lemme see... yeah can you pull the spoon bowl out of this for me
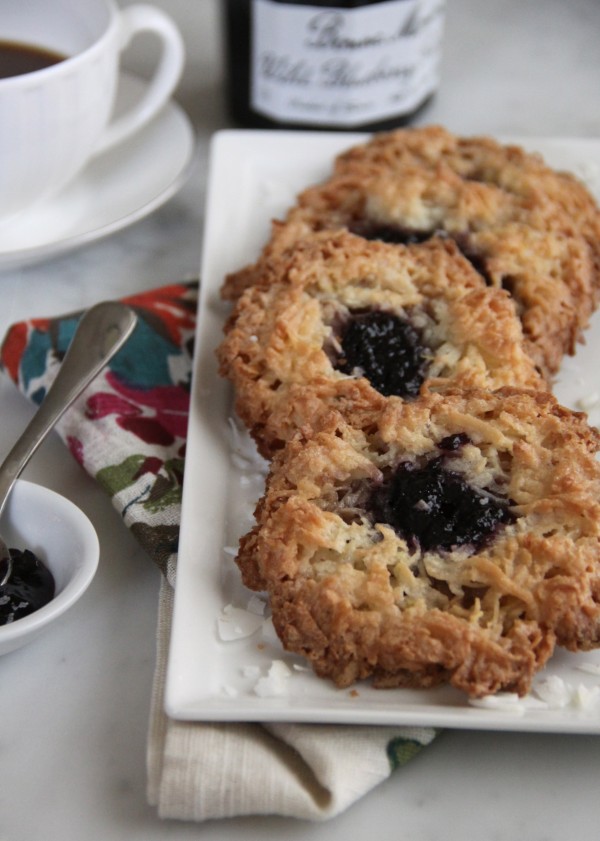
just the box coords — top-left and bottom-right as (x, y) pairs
(0, 479), (99, 655)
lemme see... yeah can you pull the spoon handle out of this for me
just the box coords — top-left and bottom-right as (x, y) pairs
(0, 301), (137, 518)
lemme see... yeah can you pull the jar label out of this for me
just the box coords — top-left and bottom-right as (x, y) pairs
(251, 0), (445, 126)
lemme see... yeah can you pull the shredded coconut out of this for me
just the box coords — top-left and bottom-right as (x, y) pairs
(533, 675), (572, 708)
(253, 660), (292, 697)
(576, 392), (600, 411)
(572, 683), (600, 709)
(246, 594), (267, 616)
(533, 675), (600, 710)
(469, 693), (527, 714)
(217, 605), (264, 641)
(468, 674), (600, 713)
(227, 416), (269, 474)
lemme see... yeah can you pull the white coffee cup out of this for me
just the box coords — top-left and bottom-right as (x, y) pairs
(0, 0), (185, 221)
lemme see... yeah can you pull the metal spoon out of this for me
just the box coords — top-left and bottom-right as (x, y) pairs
(0, 301), (137, 588)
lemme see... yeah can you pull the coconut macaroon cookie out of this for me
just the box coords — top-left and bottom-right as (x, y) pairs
(223, 126), (600, 379)
(217, 231), (543, 458)
(235, 389), (600, 698)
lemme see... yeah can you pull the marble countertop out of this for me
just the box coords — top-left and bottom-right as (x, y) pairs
(1, 1), (600, 838)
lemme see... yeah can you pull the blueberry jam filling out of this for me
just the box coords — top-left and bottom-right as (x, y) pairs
(347, 220), (494, 286)
(439, 432), (471, 452)
(0, 549), (55, 625)
(334, 309), (428, 398)
(347, 221), (442, 246)
(453, 234), (494, 285)
(369, 453), (514, 553)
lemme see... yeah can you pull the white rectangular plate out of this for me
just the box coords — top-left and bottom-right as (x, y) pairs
(166, 130), (600, 732)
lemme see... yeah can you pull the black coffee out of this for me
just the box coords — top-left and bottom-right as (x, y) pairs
(0, 39), (66, 79)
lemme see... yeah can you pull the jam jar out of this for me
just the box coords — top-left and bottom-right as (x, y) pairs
(223, 0), (446, 131)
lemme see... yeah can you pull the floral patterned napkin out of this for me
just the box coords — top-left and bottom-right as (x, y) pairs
(0, 281), (437, 822)
(0, 282), (196, 585)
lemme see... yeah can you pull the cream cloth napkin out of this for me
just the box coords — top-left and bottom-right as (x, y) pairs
(147, 579), (436, 821)
(0, 282), (438, 822)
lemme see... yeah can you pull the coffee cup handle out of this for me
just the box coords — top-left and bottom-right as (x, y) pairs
(94, 4), (185, 155)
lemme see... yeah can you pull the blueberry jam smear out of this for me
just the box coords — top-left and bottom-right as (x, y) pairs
(439, 432), (471, 452)
(0, 549), (55, 625)
(348, 220), (441, 246)
(335, 309), (428, 398)
(369, 455), (514, 553)
(347, 220), (494, 286)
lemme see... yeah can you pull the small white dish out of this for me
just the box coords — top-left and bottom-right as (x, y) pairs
(0, 72), (196, 270)
(0, 479), (99, 655)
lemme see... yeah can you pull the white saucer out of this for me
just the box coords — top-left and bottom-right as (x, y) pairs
(0, 72), (196, 270)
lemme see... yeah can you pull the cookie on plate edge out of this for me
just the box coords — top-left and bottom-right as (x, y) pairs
(223, 126), (600, 380)
(235, 389), (600, 699)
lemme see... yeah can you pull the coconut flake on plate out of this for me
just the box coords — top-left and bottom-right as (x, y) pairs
(572, 683), (600, 710)
(246, 594), (267, 616)
(253, 660), (293, 697)
(227, 416), (269, 474)
(532, 676), (572, 708)
(217, 604), (264, 641)
(469, 693), (528, 714)
(576, 392), (600, 411)
(533, 675), (600, 710)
